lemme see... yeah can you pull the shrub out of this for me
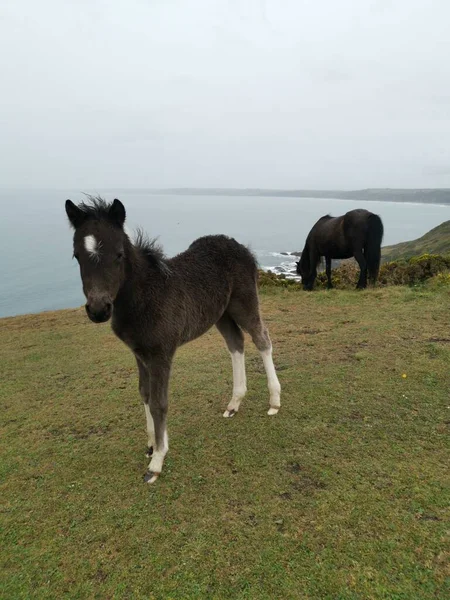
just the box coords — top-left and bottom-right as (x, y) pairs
(258, 270), (300, 289)
(379, 254), (450, 286)
(315, 261), (360, 289)
(428, 272), (450, 288)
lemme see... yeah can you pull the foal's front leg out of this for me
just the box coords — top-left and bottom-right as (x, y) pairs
(136, 358), (154, 458)
(143, 353), (173, 484)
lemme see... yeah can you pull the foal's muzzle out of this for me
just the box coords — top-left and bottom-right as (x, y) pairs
(85, 300), (112, 323)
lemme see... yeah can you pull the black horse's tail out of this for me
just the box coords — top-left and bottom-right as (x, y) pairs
(365, 214), (384, 282)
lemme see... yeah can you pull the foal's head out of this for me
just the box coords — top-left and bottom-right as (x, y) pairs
(65, 197), (129, 323)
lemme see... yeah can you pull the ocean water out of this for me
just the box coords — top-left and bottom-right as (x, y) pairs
(0, 189), (448, 318)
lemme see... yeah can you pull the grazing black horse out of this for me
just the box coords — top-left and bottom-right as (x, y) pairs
(65, 197), (281, 484)
(296, 209), (384, 290)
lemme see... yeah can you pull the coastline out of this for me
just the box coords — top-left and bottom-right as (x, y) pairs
(137, 188), (450, 206)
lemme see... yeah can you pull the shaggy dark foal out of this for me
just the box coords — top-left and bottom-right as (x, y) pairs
(65, 197), (281, 483)
(296, 209), (384, 290)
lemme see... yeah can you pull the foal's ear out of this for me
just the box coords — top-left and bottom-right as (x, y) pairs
(65, 199), (86, 228)
(109, 198), (126, 227)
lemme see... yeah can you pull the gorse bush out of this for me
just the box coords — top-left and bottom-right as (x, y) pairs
(378, 254), (450, 287)
(259, 254), (450, 290)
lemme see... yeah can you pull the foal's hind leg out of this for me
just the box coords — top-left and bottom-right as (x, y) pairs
(216, 313), (247, 418)
(228, 296), (281, 415)
(253, 323), (281, 415)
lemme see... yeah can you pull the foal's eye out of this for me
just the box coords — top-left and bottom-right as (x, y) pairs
(117, 251), (124, 260)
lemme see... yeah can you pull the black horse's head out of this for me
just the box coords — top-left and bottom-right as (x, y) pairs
(65, 197), (129, 323)
(296, 248), (314, 291)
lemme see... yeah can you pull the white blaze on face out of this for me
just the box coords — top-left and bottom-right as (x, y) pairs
(84, 235), (99, 258)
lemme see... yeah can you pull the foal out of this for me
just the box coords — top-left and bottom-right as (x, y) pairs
(65, 197), (281, 483)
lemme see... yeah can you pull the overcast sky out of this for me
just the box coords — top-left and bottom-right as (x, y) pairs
(1, 0), (449, 189)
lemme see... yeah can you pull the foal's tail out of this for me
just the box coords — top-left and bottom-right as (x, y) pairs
(365, 214), (384, 283)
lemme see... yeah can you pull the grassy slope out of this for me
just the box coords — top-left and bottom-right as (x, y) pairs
(1, 287), (449, 599)
(382, 220), (450, 261)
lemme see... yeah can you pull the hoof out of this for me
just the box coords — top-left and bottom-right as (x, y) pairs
(223, 409), (237, 418)
(268, 407), (279, 416)
(145, 446), (153, 458)
(143, 471), (159, 484)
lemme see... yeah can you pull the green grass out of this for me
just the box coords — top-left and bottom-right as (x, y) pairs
(1, 287), (449, 599)
(382, 220), (450, 261)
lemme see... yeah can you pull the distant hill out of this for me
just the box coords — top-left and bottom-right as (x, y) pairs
(382, 220), (450, 261)
(141, 188), (450, 205)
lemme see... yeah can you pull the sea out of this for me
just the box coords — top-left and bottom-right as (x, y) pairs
(0, 189), (448, 318)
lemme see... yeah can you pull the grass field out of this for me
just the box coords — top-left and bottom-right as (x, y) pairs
(1, 286), (449, 599)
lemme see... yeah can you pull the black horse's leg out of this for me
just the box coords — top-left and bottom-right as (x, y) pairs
(354, 250), (368, 289)
(325, 256), (333, 289)
(305, 250), (319, 291)
(143, 351), (173, 484)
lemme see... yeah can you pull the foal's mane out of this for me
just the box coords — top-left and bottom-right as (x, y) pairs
(133, 228), (171, 277)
